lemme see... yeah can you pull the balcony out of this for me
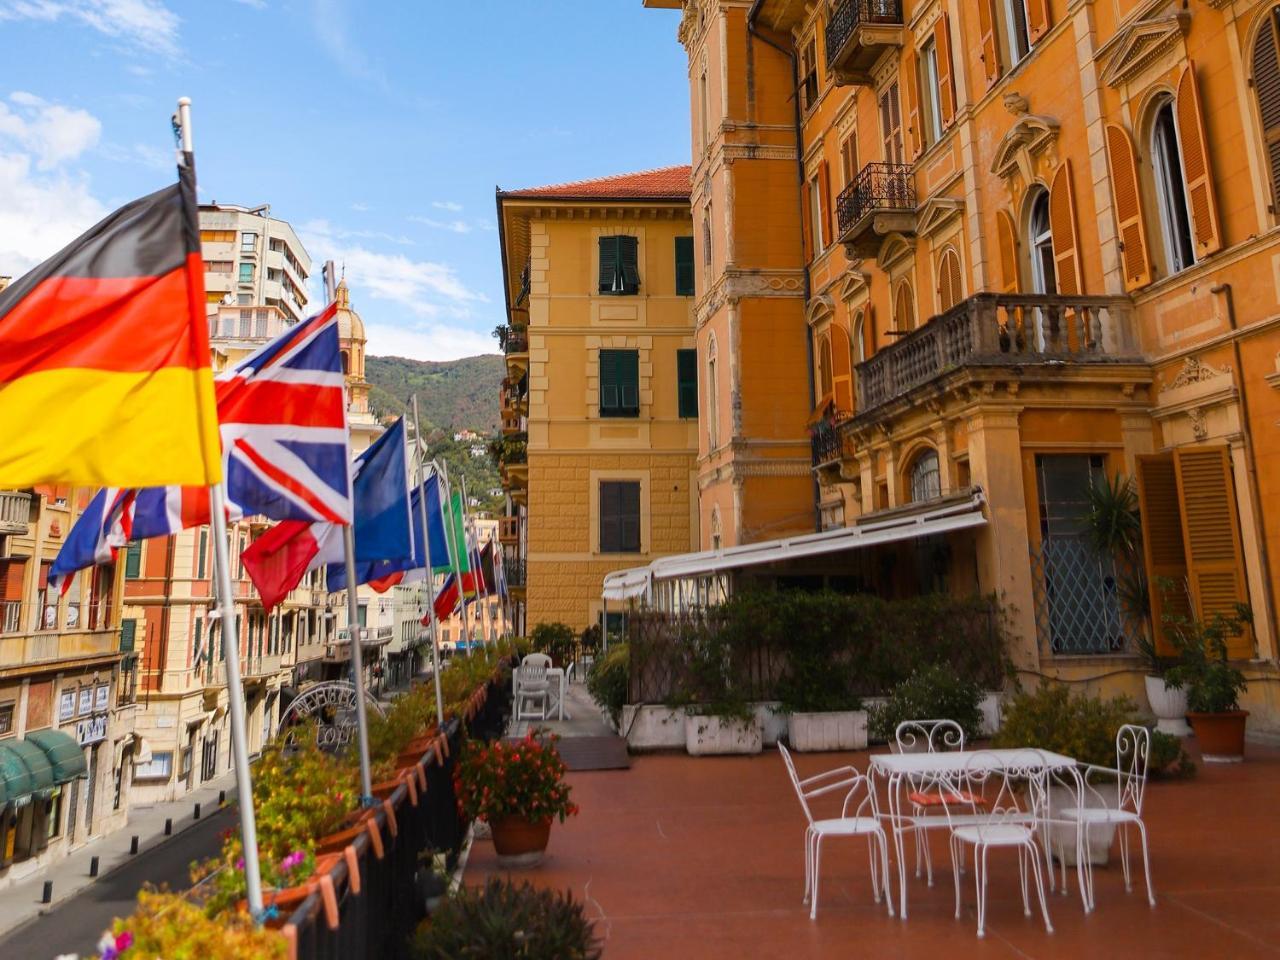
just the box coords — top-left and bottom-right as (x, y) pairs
(243, 652), (283, 681)
(0, 490), (32, 534)
(505, 558), (526, 592)
(322, 626), (394, 664)
(499, 433), (528, 492)
(836, 163), (916, 258)
(852, 293), (1139, 417)
(0, 627), (121, 672)
(503, 325), (530, 378)
(499, 516), (521, 545)
(810, 415), (845, 469)
(500, 376), (528, 418)
(825, 0), (904, 86)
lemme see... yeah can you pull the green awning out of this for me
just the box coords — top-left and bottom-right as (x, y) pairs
(25, 729), (86, 784)
(0, 739), (54, 805)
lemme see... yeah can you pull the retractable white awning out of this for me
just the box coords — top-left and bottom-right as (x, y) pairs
(601, 491), (987, 599)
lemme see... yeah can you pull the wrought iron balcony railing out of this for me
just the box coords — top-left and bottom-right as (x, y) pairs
(810, 416), (843, 467)
(825, 0), (904, 85)
(505, 328), (529, 355)
(852, 293), (1138, 415)
(836, 163), (915, 239)
(505, 557), (526, 589)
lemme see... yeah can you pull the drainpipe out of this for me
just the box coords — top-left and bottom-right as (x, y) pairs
(1211, 282), (1276, 655)
(746, 1), (821, 530)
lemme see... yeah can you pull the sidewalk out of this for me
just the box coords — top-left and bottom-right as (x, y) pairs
(0, 770), (238, 938)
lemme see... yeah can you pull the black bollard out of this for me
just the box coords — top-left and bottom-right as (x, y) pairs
(164, 818), (172, 836)
(218, 789), (226, 806)
(193, 802), (201, 820)
(89, 856), (99, 877)
(129, 835), (139, 855)
(41, 881), (53, 903)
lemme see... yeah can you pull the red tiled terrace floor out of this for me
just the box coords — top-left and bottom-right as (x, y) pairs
(468, 743), (1280, 959)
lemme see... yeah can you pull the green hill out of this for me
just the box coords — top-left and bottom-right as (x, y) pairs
(366, 354), (504, 433)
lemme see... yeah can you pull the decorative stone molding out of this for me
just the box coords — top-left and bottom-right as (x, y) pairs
(991, 96), (1061, 184)
(1097, 6), (1191, 89)
(838, 268), (872, 305)
(1265, 352), (1280, 391)
(1163, 356), (1231, 392)
(1188, 406), (1208, 442)
(876, 233), (915, 272)
(916, 196), (965, 239)
(805, 294), (836, 328)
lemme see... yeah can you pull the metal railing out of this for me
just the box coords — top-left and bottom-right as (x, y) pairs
(853, 293), (1138, 413)
(498, 517), (520, 544)
(504, 327), (529, 355)
(825, 0), (904, 65)
(1029, 538), (1135, 656)
(0, 490), (31, 533)
(505, 557), (526, 589)
(810, 416), (844, 467)
(836, 162), (915, 238)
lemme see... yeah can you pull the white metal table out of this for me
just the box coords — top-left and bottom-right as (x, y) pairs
(869, 748), (1087, 919)
(511, 666), (568, 721)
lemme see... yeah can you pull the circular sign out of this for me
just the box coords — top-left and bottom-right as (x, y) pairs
(277, 681), (384, 752)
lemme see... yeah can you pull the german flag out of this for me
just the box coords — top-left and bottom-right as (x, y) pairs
(0, 160), (221, 488)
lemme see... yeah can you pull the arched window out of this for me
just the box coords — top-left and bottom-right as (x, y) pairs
(908, 448), (942, 502)
(1027, 188), (1056, 294)
(706, 333), (719, 450)
(893, 281), (915, 331)
(1254, 9), (1280, 209)
(340, 350), (350, 375)
(937, 247), (963, 311)
(710, 505), (722, 551)
(818, 333), (833, 398)
(852, 310), (866, 364)
(1150, 97), (1196, 275)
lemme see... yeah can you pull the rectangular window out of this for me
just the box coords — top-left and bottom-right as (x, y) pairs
(200, 229), (235, 244)
(677, 349), (698, 418)
(922, 40), (944, 146)
(800, 38), (819, 111)
(674, 236), (695, 296)
(808, 174), (825, 257)
(179, 747), (192, 780)
(1036, 454), (1104, 539)
(238, 537), (246, 578)
(134, 751), (173, 781)
(238, 262), (254, 284)
(1005, 0), (1031, 65)
(124, 542), (142, 579)
(0, 703), (12, 736)
(193, 618), (203, 667)
(206, 261), (233, 274)
(119, 618), (136, 652)
(879, 81), (904, 164)
(600, 481), (642, 554)
(599, 349), (640, 418)
(240, 232), (256, 254)
(598, 236), (640, 295)
(841, 132), (858, 187)
(197, 528), (208, 579)
(702, 203), (713, 267)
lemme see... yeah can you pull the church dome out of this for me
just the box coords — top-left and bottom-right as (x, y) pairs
(334, 280), (366, 344)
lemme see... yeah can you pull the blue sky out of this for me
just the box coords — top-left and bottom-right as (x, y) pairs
(0, 0), (691, 359)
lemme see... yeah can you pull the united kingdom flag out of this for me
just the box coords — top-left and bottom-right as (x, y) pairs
(51, 301), (351, 589)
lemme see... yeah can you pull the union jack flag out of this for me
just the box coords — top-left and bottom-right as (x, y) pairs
(51, 302), (351, 590)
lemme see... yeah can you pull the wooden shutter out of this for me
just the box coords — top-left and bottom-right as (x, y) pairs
(841, 133), (858, 185)
(600, 482), (619, 553)
(819, 160), (834, 248)
(904, 49), (923, 160)
(1049, 161), (1084, 295)
(620, 482), (641, 552)
(977, 0), (1002, 88)
(674, 237), (695, 296)
(801, 180), (814, 262)
(1104, 123), (1152, 290)
(124, 541), (142, 579)
(120, 618), (137, 653)
(1174, 446), (1253, 658)
(938, 248), (963, 310)
(894, 282), (914, 329)
(1175, 62), (1223, 257)
(1136, 454), (1190, 655)
(829, 322), (854, 414)
(618, 235), (640, 292)
(617, 350), (639, 414)
(677, 348), (698, 418)
(1251, 15), (1280, 210)
(935, 15), (956, 128)
(1027, 0), (1051, 43)
(600, 350), (619, 414)
(598, 237), (618, 293)
(996, 209), (1020, 293)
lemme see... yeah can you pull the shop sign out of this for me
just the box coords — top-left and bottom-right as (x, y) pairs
(76, 714), (107, 746)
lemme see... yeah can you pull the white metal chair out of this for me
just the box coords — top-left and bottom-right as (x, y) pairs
(516, 653), (552, 721)
(936, 750), (1054, 938)
(1059, 724), (1155, 909)
(777, 742), (894, 921)
(894, 719), (979, 885)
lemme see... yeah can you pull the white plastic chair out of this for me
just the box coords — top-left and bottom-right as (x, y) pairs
(936, 750), (1054, 938)
(894, 719), (977, 885)
(1059, 724), (1155, 909)
(516, 653), (552, 721)
(777, 742), (894, 921)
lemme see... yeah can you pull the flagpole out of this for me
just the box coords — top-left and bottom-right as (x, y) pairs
(440, 459), (473, 655)
(325, 270), (374, 806)
(176, 97), (265, 918)
(462, 476), (494, 645)
(412, 397), (445, 726)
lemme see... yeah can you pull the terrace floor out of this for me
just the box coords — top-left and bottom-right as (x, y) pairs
(466, 737), (1280, 959)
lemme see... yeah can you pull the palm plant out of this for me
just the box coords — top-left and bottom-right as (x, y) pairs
(1083, 473), (1157, 667)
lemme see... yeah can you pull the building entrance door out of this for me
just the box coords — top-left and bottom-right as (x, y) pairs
(200, 736), (218, 783)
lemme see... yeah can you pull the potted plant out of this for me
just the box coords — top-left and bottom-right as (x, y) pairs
(585, 642), (629, 731)
(530, 621), (575, 668)
(455, 731), (579, 866)
(411, 877), (601, 959)
(867, 664), (984, 747)
(1164, 603), (1251, 762)
(93, 888), (288, 959)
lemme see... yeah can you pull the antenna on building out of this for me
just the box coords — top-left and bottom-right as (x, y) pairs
(322, 260), (336, 302)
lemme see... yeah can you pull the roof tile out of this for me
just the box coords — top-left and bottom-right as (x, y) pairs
(502, 165), (691, 200)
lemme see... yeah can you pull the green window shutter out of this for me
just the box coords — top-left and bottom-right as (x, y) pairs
(119, 619), (136, 653)
(618, 350), (639, 415)
(620, 482), (641, 552)
(677, 349), (698, 418)
(197, 529), (208, 579)
(600, 482), (619, 552)
(600, 481), (642, 553)
(600, 350), (620, 414)
(675, 237), (695, 296)
(598, 236), (619, 293)
(619, 236), (640, 293)
(124, 542), (142, 579)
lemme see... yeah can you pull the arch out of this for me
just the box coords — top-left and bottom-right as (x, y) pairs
(905, 445), (942, 503)
(705, 331), (720, 450)
(893, 279), (916, 331)
(1249, 7), (1280, 211)
(851, 310), (867, 364)
(1023, 183), (1056, 294)
(1146, 92), (1196, 276)
(817, 332), (834, 399)
(805, 294), (835, 328)
(936, 246), (964, 312)
(829, 322), (854, 413)
(340, 350), (350, 375)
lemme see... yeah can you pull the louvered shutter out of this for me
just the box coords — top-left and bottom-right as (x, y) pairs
(905, 49), (923, 160)
(617, 350), (639, 414)
(618, 235), (640, 293)
(1251, 14), (1280, 210)
(801, 180), (814, 262)
(677, 348), (698, 418)
(894, 283), (914, 330)
(830, 322), (854, 414)
(819, 160), (834, 248)
(977, 0), (1002, 88)
(1175, 62), (1223, 257)
(935, 15), (956, 128)
(599, 350), (619, 414)
(674, 237), (695, 296)
(598, 237), (619, 293)
(1136, 454), (1190, 655)
(996, 209), (1020, 293)
(600, 482), (620, 553)
(1027, 0), (1051, 43)
(1049, 161), (1084, 295)
(125, 541), (142, 579)
(120, 618), (137, 653)
(938, 248), (963, 310)
(620, 482), (641, 553)
(1174, 446), (1253, 658)
(1104, 123), (1152, 290)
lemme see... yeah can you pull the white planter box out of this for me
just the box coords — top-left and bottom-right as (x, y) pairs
(1145, 675), (1191, 737)
(685, 714), (762, 756)
(1039, 784), (1117, 867)
(752, 701), (788, 747)
(787, 711), (868, 752)
(621, 705), (688, 751)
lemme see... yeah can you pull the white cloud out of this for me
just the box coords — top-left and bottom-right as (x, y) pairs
(99, 139), (171, 171)
(231, 0), (265, 7)
(311, 0), (386, 89)
(0, 0), (182, 58)
(298, 217), (412, 247)
(431, 200), (462, 212)
(407, 215), (472, 234)
(0, 92), (101, 169)
(364, 322), (497, 363)
(349, 201), (368, 212)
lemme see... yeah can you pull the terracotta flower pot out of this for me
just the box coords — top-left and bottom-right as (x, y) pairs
(489, 815), (552, 867)
(1188, 710), (1249, 762)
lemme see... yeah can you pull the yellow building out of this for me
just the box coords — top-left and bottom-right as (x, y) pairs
(646, 0), (1280, 732)
(496, 168), (700, 633)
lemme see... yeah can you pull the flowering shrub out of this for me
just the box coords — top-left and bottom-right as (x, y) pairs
(93, 888), (286, 959)
(455, 732), (578, 824)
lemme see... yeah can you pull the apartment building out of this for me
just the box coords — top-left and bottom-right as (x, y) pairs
(646, 0), (1280, 729)
(199, 203), (311, 324)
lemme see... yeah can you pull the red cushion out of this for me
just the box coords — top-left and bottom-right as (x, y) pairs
(909, 789), (986, 807)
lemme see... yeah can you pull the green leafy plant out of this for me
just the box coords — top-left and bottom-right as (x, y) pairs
(867, 664), (984, 743)
(1083, 473), (1156, 660)
(1162, 600), (1251, 713)
(579, 623), (602, 652)
(412, 877), (601, 960)
(454, 731), (579, 824)
(587, 642), (629, 728)
(993, 682), (1138, 767)
(97, 888), (287, 959)
(530, 621), (575, 665)
(364, 684), (440, 782)
(1148, 729), (1197, 780)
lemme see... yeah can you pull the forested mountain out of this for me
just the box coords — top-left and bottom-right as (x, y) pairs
(366, 354), (504, 434)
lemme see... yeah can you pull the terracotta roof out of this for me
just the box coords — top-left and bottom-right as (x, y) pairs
(500, 165), (691, 200)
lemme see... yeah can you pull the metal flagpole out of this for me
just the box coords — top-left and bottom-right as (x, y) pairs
(459, 476), (492, 646)
(440, 459), (473, 654)
(324, 268), (374, 806)
(176, 96), (265, 918)
(411, 397), (445, 726)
